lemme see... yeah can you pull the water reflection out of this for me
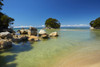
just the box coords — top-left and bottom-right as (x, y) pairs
(90, 29), (100, 40)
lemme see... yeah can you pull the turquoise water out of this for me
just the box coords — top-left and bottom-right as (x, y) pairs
(0, 28), (100, 67)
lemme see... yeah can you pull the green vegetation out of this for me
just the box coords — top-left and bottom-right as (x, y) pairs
(45, 18), (61, 29)
(90, 17), (100, 28)
(0, 0), (3, 10)
(0, 0), (14, 32)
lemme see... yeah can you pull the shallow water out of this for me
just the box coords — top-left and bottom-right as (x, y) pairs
(0, 28), (100, 67)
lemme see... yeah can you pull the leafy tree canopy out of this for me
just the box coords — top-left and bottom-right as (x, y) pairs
(0, 0), (15, 32)
(0, 12), (14, 29)
(0, 0), (3, 10)
(90, 17), (100, 28)
(45, 18), (61, 29)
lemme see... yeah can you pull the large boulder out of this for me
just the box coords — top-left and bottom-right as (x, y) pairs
(49, 32), (58, 37)
(28, 36), (39, 41)
(0, 32), (12, 39)
(0, 39), (12, 49)
(28, 27), (37, 36)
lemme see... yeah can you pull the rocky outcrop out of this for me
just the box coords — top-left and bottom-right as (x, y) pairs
(38, 29), (49, 38)
(0, 32), (12, 39)
(18, 28), (28, 35)
(28, 36), (39, 41)
(49, 32), (58, 37)
(0, 39), (12, 49)
(18, 27), (37, 36)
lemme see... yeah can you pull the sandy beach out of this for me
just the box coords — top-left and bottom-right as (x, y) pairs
(54, 48), (100, 67)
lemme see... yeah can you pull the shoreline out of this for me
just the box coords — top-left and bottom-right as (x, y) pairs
(53, 48), (100, 67)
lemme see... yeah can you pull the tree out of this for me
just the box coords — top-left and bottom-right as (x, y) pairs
(90, 17), (100, 28)
(0, 14), (14, 29)
(0, 0), (3, 10)
(45, 18), (61, 29)
(0, 0), (15, 32)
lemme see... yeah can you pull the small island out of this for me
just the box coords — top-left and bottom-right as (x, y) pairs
(90, 17), (100, 29)
(45, 18), (61, 29)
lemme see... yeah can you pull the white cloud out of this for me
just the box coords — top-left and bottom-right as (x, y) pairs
(61, 24), (89, 27)
(13, 24), (89, 28)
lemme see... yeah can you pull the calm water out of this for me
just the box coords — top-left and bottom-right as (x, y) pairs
(0, 27), (100, 67)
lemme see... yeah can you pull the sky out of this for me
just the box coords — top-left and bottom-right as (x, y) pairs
(2, 0), (100, 27)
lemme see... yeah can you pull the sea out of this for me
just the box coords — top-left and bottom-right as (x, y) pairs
(0, 27), (100, 67)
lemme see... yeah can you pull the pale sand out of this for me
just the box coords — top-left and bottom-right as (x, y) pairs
(53, 49), (100, 67)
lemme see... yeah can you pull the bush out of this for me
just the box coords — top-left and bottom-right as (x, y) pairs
(45, 18), (61, 29)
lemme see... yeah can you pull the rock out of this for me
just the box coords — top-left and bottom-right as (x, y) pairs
(12, 35), (28, 43)
(28, 36), (39, 41)
(18, 27), (37, 36)
(0, 32), (12, 39)
(0, 39), (12, 49)
(90, 27), (95, 29)
(38, 29), (49, 38)
(38, 29), (46, 36)
(41, 34), (49, 39)
(49, 32), (58, 37)
(18, 28), (28, 35)
(28, 27), (37, 36)
(0, 28), (15, 34)
(29, 27), (37, 31)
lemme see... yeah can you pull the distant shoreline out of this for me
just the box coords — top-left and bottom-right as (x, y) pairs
(13, 27), (90, 29)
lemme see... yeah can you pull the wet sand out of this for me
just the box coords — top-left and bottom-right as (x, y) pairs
(54, 47), (100, 67)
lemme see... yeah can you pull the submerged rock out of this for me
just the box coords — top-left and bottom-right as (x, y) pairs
(49, 32), (58, 37)
(0, 39), (12, 49)
(28, 36), (39, 41)
(41, 34), (49, 39)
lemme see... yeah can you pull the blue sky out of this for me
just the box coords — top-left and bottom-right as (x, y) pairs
(2, 0), (100, 26)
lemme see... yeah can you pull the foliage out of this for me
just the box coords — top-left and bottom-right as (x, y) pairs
(90, 17), (100, 28)
(0, 0), (3, 10)
(0, 13), (14, 29)
(45, 18), (61, 29)
(0, 0), (14, 32)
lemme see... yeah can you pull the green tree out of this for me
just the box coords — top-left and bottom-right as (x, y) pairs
(45, 18), (61, 29)
(90, 17), (100, 28)
(0, 0), (3, 10)
(0, 14), (14, 29)
(0, 0), (15, 32)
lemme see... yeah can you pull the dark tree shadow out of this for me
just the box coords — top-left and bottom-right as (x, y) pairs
(0, 41), (34, 67)
(0, 54), (17, 67)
